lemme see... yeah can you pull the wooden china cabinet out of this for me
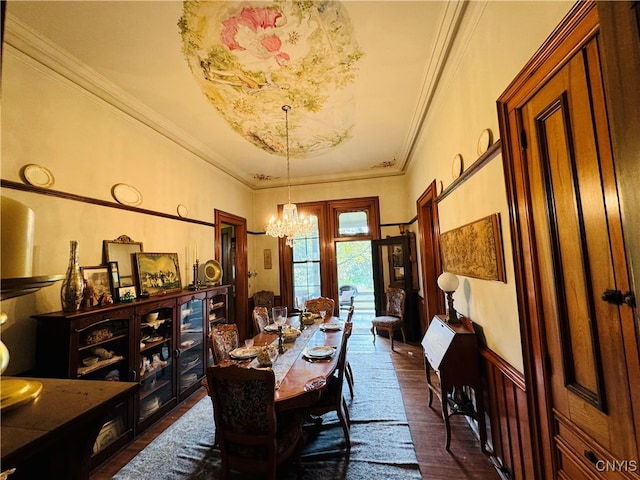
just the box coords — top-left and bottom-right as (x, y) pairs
(32, 284), (229, 469)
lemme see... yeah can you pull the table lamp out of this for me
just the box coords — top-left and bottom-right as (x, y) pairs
(437, 272), (460, 324)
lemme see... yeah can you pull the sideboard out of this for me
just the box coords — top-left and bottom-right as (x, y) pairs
(32, 284), (229, 469)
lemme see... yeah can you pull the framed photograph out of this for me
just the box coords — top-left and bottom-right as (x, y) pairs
(135, 252), (182, 296)
(81, 265), (113, 305)
(117, 285), (137, 303)
(103, 235), (143, 287)
(108, 261), (120, 292)
(264, 249), (272, 270)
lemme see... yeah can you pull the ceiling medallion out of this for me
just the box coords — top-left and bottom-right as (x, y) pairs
(179, 1), (363, 156)
(265, 106), (314, 247)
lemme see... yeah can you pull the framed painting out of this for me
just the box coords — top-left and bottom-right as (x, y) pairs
(134, 252), (182, 296)
(440, 213), (506, 282)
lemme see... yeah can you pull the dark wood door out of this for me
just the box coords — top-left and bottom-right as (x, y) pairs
(519, 30), (639, 472)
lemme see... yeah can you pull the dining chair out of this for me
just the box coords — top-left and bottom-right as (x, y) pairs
(252, 306), (270, 335)
(206, 364), (305, 480)
(370, 288), (407, 352)
(344, 305), (355, 398)
(305, 321), (352, 450)
(338, 285), (358, 314)
(210, 324), (239, 364)
(253, 290), (275, 317)
(305, 297), (336, 317)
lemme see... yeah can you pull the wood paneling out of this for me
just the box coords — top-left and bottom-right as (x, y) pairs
(482, 347), (532, 480)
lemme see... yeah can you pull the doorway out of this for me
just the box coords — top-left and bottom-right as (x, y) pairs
(214, 210), (248, 340)
(335, 240), (375, 326)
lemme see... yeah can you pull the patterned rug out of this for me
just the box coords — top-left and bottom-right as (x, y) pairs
(114, 353), (421, 479)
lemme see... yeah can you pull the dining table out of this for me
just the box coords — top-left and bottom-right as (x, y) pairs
(220, 315), (345, 412)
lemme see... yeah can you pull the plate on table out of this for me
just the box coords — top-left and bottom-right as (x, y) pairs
(303, 346), (336, 359)
(264, 324), (280, 332)
(229, 346), (259, 360)
(320, 323), (342, 331)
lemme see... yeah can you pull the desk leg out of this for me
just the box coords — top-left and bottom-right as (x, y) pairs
(441, 384), (452, 451)
(425, 361), (433, 407)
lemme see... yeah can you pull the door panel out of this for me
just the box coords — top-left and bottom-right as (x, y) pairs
(521, 36), (637, 461)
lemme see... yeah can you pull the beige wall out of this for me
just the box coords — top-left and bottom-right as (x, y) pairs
(405, 0), (573, 371)
(1, 45), (253, 374)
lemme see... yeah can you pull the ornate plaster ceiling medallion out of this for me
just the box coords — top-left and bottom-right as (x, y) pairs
(179, 1), (362, 157)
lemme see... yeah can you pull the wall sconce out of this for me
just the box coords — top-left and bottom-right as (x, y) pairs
(437, 272), (460, 324)
(248, 271), (258, 278)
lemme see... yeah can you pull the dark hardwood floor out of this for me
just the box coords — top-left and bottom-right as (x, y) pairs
(91, 316), (499, 479)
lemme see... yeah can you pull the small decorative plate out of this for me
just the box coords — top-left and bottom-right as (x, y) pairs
(202, 259), (223, 284)
(477, 128), (494, 155)
(181, 340), (195, 348)
(177, 204), (189, 218)
(320, 323), (342, 331)
(111, 183), (143, 206)
(451, 154), (464, 180)
(303, 346), (336, 359)
(230, 346), (259, 360)
(22, 164), (55, 188)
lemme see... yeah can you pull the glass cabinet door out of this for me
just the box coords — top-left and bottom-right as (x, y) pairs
(138, 303), (174, 423)
(178, 293), (206, 395)
(77, 316), (130, 381)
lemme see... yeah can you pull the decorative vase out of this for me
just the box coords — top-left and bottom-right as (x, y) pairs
(60, 240), (84, 312)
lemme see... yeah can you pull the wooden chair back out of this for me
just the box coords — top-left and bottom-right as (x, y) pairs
(253, 290), (275, 316)
(210, 324), (238, 363)
(252, 306), (270, 334)
(305, 297), (336, 316)
(385, 288), (406, 319)
(206, 365), (278, 475)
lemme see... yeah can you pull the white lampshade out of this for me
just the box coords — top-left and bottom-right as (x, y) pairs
(437, 272), (459, 292)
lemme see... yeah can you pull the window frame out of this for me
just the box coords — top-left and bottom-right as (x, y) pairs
(278, 197), (380, 313)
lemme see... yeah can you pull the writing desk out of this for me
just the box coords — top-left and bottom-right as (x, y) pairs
(1, 377), (138, 479)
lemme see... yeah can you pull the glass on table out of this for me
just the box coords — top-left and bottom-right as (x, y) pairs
(244, 338), (254, 348)
(319, 310), (327, 321)
(272, 306), (287, 327)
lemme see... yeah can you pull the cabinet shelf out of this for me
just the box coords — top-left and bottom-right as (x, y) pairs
(140, 378), (170, 400)
(140, 337), (169, 352)
(79, 334), (128, 352)
(77, 355), (125, 377)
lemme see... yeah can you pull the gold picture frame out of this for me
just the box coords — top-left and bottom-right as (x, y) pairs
(440, 213), (506, 282)
(264, 249), (272, 270)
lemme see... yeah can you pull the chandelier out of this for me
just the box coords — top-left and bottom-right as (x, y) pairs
(266, 105), (314, 247)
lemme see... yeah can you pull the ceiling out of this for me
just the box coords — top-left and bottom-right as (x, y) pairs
(5, 1), (464, 190)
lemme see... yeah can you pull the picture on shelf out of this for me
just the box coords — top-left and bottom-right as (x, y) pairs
(135, 252), (182, 296)
(81, 265), (113, 306)
(117, 285), (137, 302)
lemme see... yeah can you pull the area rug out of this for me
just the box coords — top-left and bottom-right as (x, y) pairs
(114, 353), (421, 479)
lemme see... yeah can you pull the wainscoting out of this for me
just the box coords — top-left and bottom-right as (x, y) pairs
(481, 347), (533, 480)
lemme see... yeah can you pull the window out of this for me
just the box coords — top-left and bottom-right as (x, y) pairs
(278, 197), (380, 311)
(337, 211), (369, 236)
(292, 215), (321, 304)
